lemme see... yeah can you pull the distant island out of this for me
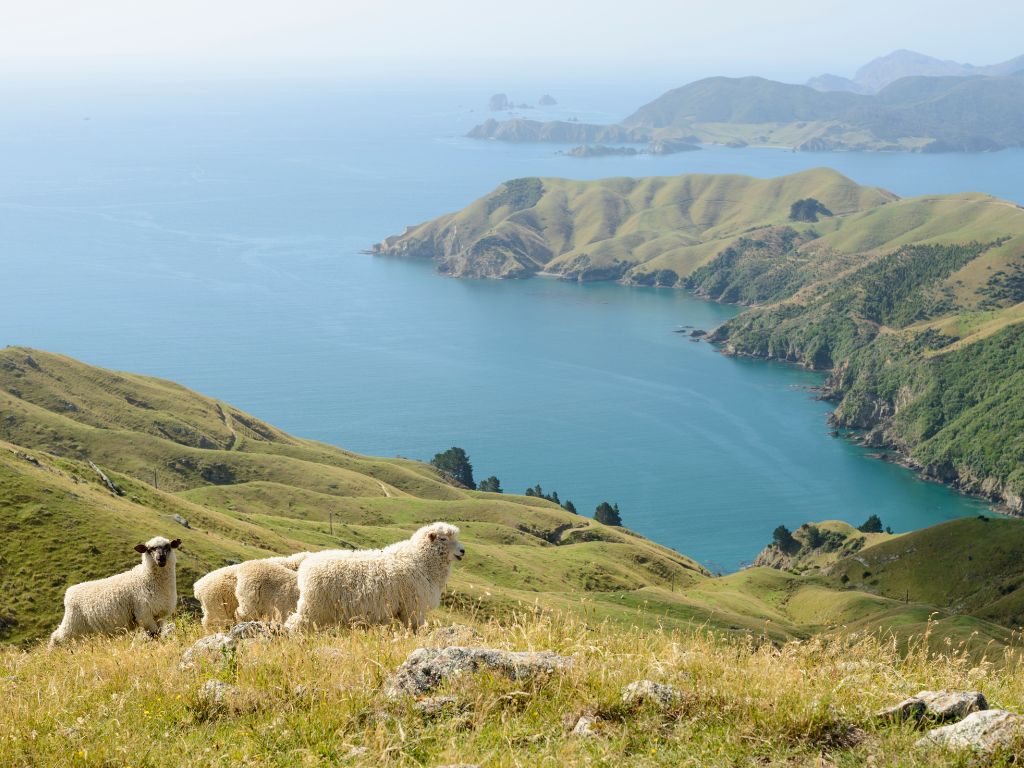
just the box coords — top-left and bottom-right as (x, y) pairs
(373, 168), (1024, 512)
(469, 51), (1024, 152)
(562, 138), (700, 158)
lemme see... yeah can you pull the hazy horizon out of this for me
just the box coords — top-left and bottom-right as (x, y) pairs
(4, 0), (1024, 85)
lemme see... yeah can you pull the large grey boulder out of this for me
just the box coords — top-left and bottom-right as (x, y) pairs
(385, 646), (573, 698)
(916, 709), (1024, 751)
(875, 696), (927, 724)
(180, 621), (282, 669)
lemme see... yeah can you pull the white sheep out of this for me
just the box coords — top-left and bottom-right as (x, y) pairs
(234, 552), (309, 624)
(285, 522), (464, 632)
(49, 536), (181, 647)
(193, 552), (308, 631)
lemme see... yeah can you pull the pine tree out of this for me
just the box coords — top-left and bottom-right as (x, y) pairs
(595, 501), (622, 526)
(430, 447), (475, 489)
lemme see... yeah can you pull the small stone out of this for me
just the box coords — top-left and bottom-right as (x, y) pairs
(916, 709), (1024, 752)
(228, 620), (281, 641)
(875, 697), (926, 724)
(342, 746), (368, 760)
(572, 715), (598, 737)
(916, 690), (988, 722)
(621, 680), (682, 709)
(385, 646), (573, 698)
(179, 633), (235, 669)
(173, 514), (190, 528)
(159, 621), (176, 639)
(199, 680), (238, 706)
(414, 695), (462, 716)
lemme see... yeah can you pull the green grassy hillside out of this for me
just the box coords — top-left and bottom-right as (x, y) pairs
(4, 347), (1022, 653)
(468, 73), (1024, 152)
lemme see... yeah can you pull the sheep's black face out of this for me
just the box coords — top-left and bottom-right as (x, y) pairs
(135, 538), (181, 568)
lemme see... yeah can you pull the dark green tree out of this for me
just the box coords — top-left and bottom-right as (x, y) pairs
(477, 476), (502, 493)
(595, 501), (622, 526)
(431, 447), (475, 489)
(802, 524), (824, 548)
(772, 524), (798, 553)
(562, 500), (577, 514)
(525, 484), (543, 497)
(788, 198), (833, 223)
(858, 514), (884, 533)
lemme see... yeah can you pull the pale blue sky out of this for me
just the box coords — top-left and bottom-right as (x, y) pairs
(3, 0), (1022, 82)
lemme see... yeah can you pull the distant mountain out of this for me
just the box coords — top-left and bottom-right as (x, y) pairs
(469, 72), (1024, 152)
(809, 49), (1024, 94)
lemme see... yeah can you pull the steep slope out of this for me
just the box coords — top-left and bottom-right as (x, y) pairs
(469, 72), (1024, 152)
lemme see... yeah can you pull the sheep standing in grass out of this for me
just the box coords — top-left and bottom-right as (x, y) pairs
(49, 536), (181, 647)
(193, 552), (308, 631)
(234, 553), (309, 624)
(285, 522), (464, 632)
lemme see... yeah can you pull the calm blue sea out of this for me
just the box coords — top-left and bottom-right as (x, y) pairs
(2, 77), (1017, 570)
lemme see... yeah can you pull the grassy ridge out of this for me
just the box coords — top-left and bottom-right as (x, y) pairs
(8, 612), (1024, 767)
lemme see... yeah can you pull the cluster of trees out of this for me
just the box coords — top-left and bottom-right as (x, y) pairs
(788, 198), (832, 222)
(524, 484), (576, 514)
(773, 515), (892, 553)
(430, 448), (624, 527)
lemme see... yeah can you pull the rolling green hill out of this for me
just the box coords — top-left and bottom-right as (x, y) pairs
(4, 346), (1022, 653)
(375, 169), (1024, 513)
(468, 73), (1024, 152)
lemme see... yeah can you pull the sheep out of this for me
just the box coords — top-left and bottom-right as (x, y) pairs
(285, 522), (464, 632)
(49, 536), (181, 647)
(233, 552), (309, 624)
(193, 552), (308, 631)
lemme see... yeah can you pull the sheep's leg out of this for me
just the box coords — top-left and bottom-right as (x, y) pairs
(135, 609), (161, 637)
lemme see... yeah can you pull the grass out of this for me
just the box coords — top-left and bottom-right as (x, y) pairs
(4, 610), (1024, 767)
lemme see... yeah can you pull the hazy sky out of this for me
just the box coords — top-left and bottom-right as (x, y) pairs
(4, 0), (1022, 82)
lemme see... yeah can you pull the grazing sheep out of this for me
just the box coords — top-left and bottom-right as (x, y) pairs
(193, 552), (308, 631)
(49, 536), (181, 647)
(234, 553), (309, 624)
(285, 522), (464, 632)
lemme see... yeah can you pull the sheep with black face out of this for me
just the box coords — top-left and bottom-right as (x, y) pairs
(49, 536), (181, 647)
(285, 522), (465, 632)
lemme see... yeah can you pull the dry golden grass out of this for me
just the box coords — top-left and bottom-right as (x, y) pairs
(3, 608), (1023, 767)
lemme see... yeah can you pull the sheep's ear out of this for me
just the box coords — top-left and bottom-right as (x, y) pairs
(134, 543), (148, 553)
(428, 532), (437, 542)
(170, 539), (182, 549)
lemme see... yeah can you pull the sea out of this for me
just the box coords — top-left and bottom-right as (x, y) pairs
(3, 75), (1020, 570)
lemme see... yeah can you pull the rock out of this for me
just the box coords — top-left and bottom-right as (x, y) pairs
(488, 93), (511, 111)
(916, 690), (988, 722)
(538, 94), (557, 106)
(875, 696), (927, 724)
(199, 679), (238, 707)
(228, 620), (281, 641)
(172, 514), (190, 528)
(385, 646), (573, 698)
(158, 621), (176, 639)
(342, 746), (368, 760)
(414, 695), (462, 716)
(916, 709), (1024, 752)
(572, 715), (598, 737)
(423, 624), (482, 647)
(621, 680), (682, 709)
(180, 633), (235, 669)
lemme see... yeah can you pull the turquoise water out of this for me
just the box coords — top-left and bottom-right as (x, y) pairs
(1, 79), (1010, 570)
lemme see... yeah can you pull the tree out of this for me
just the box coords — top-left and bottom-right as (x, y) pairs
(525, 484), (543, 497)
(858, 514), (884, 533)
(772, 525), (798, 553)
(788, 197), (833, 223)
(802, 524), (824, 549)
(562, 500), (577, 514)
(477, 476), (502, 493)
(595, 501), (622, 526)
(431, 447), (475, 489)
